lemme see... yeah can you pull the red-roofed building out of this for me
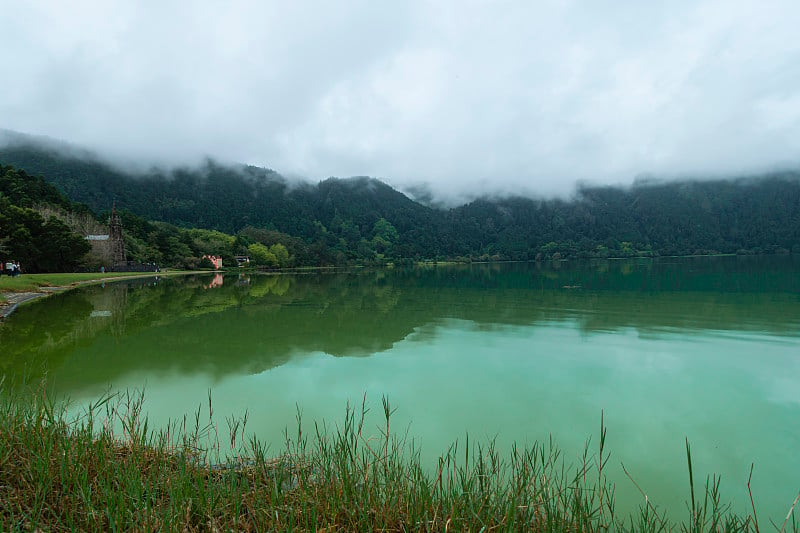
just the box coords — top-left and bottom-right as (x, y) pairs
(202, 255), (223, 269)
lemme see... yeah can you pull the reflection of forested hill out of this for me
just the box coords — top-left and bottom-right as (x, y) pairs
(1, 258), (799, 390)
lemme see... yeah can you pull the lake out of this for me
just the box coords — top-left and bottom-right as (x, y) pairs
(1, 256), (798, 521)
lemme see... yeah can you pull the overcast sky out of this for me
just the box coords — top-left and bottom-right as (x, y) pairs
(2, 0), (800, 199)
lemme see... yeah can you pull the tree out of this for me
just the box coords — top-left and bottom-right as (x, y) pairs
(372, 218), (398, 243)
(40, 218), (91, 271)
(0, 201), (90, 272)
(269, 243), (290, 267)
(248, 243), (278, 267)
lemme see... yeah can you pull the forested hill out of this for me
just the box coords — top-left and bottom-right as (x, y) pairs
(0, 165), (92, 272)
(0, 141), (440, 248)
(2, 134), (800, 262)
(448, 176), (800, 258)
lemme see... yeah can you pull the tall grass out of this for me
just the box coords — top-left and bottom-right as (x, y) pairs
(0, 381), (796, 532)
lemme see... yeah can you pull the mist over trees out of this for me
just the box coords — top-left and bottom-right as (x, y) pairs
(1, 139), (800, 273)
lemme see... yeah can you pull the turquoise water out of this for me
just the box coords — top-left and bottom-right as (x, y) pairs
(1, 257), (798, 521)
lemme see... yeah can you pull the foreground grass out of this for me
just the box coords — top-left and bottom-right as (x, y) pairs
(0, 385), (796, 532)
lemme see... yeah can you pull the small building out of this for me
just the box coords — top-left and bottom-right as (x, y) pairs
(202, 254), (223, 269)
(235, 255), (250, 267)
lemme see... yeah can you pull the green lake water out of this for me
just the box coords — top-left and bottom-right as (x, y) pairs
(1, 256), (798, 521)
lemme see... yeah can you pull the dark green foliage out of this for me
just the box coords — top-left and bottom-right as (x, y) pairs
(3, 140), (800, 266)
(443, 176), (800, 260)
(0, 145), (441, 263)
(0, 166), (91, 273)
(0, 164), (75, 210)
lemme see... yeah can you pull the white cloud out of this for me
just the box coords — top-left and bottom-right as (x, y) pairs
(1, 0), (799, 199)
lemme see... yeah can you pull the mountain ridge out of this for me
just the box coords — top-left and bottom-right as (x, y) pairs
(2, 130), (800, 265)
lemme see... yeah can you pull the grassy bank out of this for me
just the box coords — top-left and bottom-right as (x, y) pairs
(0, 385), (796, 532)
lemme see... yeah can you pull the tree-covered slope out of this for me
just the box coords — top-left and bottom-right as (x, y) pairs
(444, 176), (800, 259)
(2, 132), (800, 263)
(0, 165), (91, 272)
(0, 141), (440, 257)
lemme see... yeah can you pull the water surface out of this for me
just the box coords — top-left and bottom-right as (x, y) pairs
(1, 256), (798, 520)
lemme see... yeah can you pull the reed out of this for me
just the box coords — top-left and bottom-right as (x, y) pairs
(0, 382), (796, 532)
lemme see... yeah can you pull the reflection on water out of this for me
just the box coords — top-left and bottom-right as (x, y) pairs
(0, 256), (799, 520)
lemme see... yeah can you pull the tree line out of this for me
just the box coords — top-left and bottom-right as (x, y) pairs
(0, 165), (298, 272)
(1, 140), (800, 272)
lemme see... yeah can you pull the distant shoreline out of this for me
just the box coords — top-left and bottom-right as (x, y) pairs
(2, 253), (796, 318)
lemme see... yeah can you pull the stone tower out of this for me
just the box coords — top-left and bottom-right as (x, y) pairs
(109, 202), (126, 266)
